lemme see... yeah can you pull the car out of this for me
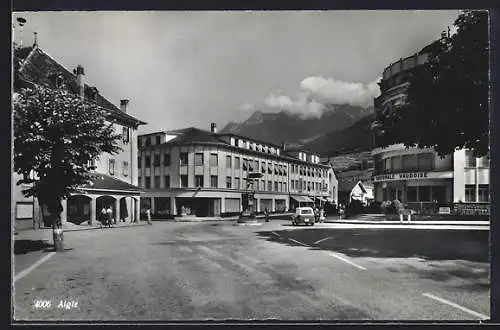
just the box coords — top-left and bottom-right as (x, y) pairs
(291, 207), (315, 226)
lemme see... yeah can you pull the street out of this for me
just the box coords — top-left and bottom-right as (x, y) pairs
(13, 220), (489, 321)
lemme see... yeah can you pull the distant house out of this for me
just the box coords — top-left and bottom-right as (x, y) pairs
(13, 43), (146, 231)
(338, 180), (374, 206)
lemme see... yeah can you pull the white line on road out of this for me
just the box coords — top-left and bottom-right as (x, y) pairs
(422, 292), (489, 320)
(271, 231), (281, 238)
(288, 238), (310, 247)
(328, 252), (367, 270)
(14, 252), (56, 283)
(313, 236), (335, 245)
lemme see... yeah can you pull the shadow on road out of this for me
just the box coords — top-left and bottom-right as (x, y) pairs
(14, 240), (53, 255)
(255, 228), (489, 263)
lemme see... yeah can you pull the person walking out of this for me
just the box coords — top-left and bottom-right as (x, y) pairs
(264, 208), (270, 222)
(100, 207), (108, 228)
(146, 208), (152, 225)
(106, 205), (113, 227)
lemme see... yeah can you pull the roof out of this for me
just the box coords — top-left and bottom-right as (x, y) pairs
(16, 46), (146, 127)
(80, 173), (142, 192)
(164, 127), (226, 146)
(215, 132), (281, 148)
(337, 180), (358, 193)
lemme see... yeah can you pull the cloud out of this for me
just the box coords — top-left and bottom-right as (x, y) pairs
(239, 102), (255, 112)
(299, 76), (381, 108)
(264, 92), (324, 118)
(262, 76), (381, 118)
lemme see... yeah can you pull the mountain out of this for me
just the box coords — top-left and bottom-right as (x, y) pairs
(305, 113), (376, 157)
(220, 104), (373, 145)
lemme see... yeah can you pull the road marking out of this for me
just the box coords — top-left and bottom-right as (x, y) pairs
(328, 252), (367, 270)
(422, 293), (489, 320)
(313, 236), (335, 245)
(14, 252), (56, 283)
(288, 238), (310, 247)
(271, 231), (281, 238)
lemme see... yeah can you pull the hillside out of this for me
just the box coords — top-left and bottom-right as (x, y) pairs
(221, 104), (373, 145)
(305, 113), (376, 157)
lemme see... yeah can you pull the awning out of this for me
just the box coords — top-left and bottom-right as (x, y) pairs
(291, 195), (312, 203)
(316, 197), (327, 202)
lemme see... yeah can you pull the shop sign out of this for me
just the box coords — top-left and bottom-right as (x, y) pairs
(374, 172), (428, 182)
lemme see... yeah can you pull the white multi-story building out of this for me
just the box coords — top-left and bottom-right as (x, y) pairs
(13, 44), (146, 230)
(137, 124), (338, 217)
(372, 46), (490, 215)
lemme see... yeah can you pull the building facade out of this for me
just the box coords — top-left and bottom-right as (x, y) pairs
(137, 125), (338, 217)
(372, 46), (490, 214)
(13, 44), (146, 230)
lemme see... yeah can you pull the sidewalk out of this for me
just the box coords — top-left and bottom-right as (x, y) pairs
(326, 219), (490, 226)
(171, 213), (293, 222)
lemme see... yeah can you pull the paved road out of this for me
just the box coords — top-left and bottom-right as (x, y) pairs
(13, 220), (490, 321)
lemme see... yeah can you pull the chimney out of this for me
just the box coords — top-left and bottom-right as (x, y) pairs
(74, 65), (85, 98)
(33, 31), (38, 48)
(210, 123), (217, 133)
(120, 99), (129, 113)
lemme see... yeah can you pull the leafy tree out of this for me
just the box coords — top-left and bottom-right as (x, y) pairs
(374, 10), (489, 157)
(13, 85), (122, 250)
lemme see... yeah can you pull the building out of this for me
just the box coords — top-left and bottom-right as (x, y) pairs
(338, 180), (374, 206)
(137, 124), (338, 217)
(13, 43), (146, 230)
(371, 44), (490, 214)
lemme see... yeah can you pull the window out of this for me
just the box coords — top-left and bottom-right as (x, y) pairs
(180, 175), (188, 188)
(291, 180), (295, 190)
(210, 153), (218, 167)
(235, 157), (240, 169)
(384, 158), (391, 172)
(122, 127), (129, 144)
(417, 153), (434, 170)
(195, 175), (204, 187)
(163, 154), (171, 166)
(210, 175), (218, 188)
(432, 186), (446, 203)
(109, 159), (115, 175)
(195, 153), (204, 166)
(402, 154), (417, 170)
(164, 175), (170, 188)
(274, 182), (278, 191)
(180, 152), (188, 165)
(391, 156), (402, 171)
(283, 183), (287, 192)
(242, 158), (248, 171)
(235, 178), (240, 189)
(268, 181), (272, 191)
(145, 155), (151, 167)
(138, 137), (142, 147)
(145, 176), (151, 189)
(123, 161), (129, 177)
(226, 155), (232, 168)
(407, 187), (417, 202)
(154, 154), (160, 167)
(478, 155), (489, 168)
(145, 137), (151, 146)
(465, 150), (476, 168)
(478, 185), (489, 202)
(418, 186), (431, 202)
(226, 176), (232, 189)
(465, 184), (476, 202)
(268, 163), (272, 174)
(279, 182), (282, 192)
(137, 156), (141, 168)
(155, 135), (161, 145)
(261, 179), (265, 191)
(138, 177), (142, 187)
(154, 176), (160, 188)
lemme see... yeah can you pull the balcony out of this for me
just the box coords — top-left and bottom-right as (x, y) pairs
(373, 166), (435, 176)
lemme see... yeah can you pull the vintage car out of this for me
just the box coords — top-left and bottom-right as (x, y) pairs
(291, 207), (315, 226)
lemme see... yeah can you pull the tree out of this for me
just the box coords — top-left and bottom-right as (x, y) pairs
(13, 85), (122, 251)
(374, 10), (489, 157)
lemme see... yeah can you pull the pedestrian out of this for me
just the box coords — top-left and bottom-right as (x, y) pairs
(319, 207), (325, 223)
(146, 208), (152, 225)
(106, 205), (113, 227)
(264, 208), (270, 222)
(100, 207), (107, 227)
(314, 207), (319, 222)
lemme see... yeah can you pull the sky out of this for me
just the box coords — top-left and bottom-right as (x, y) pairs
(12, 10), (460, 134)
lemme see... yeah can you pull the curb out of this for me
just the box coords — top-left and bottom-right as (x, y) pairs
(63, 222), (150, 232)
(324, 220), (490, 226)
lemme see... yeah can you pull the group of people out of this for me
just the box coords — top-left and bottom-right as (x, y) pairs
(99, 206), (128, 227)
(314, 206), (326, 223)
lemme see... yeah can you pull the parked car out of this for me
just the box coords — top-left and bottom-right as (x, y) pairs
(291, 207), (315, 226)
